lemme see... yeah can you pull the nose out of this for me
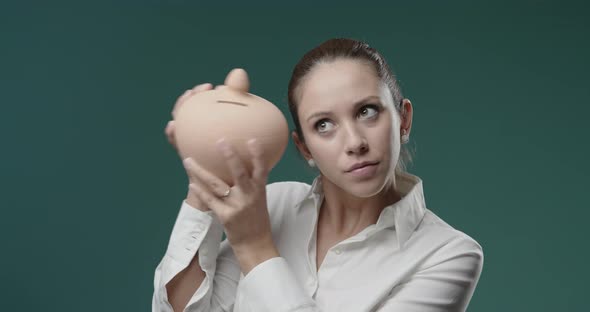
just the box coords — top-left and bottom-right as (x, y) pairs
(344, 124), (369, 156)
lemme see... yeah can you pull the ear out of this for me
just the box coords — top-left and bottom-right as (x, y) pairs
(400, 99), (413, 136)
(292, 131), (313, 160)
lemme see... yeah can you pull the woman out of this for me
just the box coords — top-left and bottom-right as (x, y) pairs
(153, 38), (484, 312)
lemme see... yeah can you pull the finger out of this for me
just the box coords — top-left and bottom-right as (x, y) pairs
(188, 181), (228, 219)
(165, 120), (177, 149)
(172, 83), (213, 118)
(184, 158), (230, 216)
(247, 139), (268, 183)
(171, 90), (192, 119)
(164, 120), (173, 138)
(216, 138), (252, 191)
(191, 82), (213, 93)
(183, 157), (231, 198)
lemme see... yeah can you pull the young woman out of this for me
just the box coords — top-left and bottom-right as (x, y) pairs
(153, 38), (484, 312)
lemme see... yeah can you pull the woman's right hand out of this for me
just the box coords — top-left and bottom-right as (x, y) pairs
(164, 83), (214, 210)
(165, 83), (213, 151)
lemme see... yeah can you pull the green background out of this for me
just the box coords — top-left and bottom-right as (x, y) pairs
(1, 1), (588, 311)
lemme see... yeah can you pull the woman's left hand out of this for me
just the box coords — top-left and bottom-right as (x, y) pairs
(183, 138), (279, 273)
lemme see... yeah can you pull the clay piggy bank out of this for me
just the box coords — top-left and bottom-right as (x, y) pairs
(173, 68), (289, 186)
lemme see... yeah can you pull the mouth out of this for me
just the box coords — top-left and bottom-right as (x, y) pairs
(346, 162), (380, 178)
(346, 161), (380, 173)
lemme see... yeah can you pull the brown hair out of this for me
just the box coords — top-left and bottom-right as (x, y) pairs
(287, 38), (414, 172)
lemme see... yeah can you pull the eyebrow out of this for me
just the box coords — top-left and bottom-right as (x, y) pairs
(305, 95), (381, 122)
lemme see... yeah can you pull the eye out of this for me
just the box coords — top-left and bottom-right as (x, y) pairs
(314, 119), (334, 133)
(358, 104), (380, 119)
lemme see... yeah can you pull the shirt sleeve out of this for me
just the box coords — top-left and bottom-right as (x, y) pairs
(152, 200), (242, 312)
(153, 182), (320, 311)
(376, 236), (484, 312)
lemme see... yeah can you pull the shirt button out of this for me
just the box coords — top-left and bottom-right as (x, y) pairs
(333, 249), (342, 255)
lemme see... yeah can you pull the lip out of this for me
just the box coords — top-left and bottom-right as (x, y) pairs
(346, 162), (379, 178)
(345, 161), (379, 172)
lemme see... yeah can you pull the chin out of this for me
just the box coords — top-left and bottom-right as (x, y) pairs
(343, 175), (388, 198)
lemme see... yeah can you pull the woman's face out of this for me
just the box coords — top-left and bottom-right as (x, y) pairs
(293, 58), (403, 198)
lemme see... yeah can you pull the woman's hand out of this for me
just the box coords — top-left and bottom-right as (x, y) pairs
(182, 138), (279, 274)
(164, 83), (218, 210)
(165, 83), (213, 152)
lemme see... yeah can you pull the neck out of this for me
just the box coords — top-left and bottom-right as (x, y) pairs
(318, 175), (401, 238)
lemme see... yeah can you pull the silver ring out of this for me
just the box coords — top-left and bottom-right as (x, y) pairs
(220, 188), (231, 198)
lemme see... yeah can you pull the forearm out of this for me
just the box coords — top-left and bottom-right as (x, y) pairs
(232, 236), (280, 275)
(165, 252), (206, 312)
(165, 191), (215, 311)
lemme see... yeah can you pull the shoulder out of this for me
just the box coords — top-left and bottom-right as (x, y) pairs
(418, 209), (483, 248)
(413, 209), (484, 271)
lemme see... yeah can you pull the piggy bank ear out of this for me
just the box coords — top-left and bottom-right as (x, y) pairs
(224, 68), (250, 92)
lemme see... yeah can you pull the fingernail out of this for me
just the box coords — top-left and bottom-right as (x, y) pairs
(183, 158), (191, 168)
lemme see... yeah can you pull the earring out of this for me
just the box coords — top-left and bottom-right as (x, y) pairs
(401, 129), (409, 144)
(308, 158), (316, 167)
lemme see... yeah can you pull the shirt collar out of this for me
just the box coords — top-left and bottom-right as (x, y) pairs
(295, 171), (426, 249)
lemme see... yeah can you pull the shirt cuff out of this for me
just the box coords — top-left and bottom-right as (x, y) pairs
(164, 200), (224, 279)
(239, 257), (316, 311)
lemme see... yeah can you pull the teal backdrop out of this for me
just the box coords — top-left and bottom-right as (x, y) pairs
(1, 1), (588, 311)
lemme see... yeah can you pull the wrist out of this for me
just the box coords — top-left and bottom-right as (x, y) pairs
(185, 190), (210, 212)
(232, 238), (279, 275)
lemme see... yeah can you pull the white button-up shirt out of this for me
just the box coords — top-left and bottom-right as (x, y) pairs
(153, 171), (484, 312)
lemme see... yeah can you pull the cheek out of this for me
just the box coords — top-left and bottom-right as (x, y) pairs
(379, 121), (399, 163)
(377, 115), (395, 144)
(310, 139), (338, 162)
(306, 139), (342, 172)
(304, 137), (325, 156)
